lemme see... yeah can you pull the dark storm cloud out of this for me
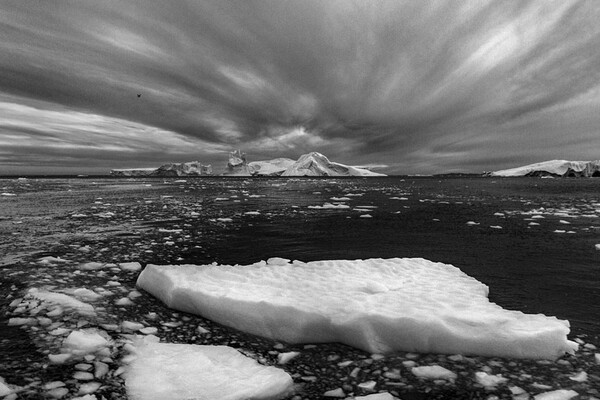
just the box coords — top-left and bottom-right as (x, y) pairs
(1, 0), (600, 173)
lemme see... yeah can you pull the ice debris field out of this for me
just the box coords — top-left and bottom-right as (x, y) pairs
(137, 257), (578, 360)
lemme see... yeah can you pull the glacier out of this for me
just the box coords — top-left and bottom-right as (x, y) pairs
(136, 257), (577, 360)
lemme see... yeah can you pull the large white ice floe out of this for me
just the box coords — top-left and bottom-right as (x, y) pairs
(125, 336), (293, 400)
(137, 258), (578, 359)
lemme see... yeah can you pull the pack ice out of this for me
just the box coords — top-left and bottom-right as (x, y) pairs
(137, 258), (578, 359)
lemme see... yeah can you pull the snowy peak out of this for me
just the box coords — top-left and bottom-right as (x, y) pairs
(491, 160), (600, 177)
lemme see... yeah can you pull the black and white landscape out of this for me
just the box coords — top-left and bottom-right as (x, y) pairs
(1, 2), (600, 400)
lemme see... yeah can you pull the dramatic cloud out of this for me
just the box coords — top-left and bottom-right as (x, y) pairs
(1, 0), (600, 174)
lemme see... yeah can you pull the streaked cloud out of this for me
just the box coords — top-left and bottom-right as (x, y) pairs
(1, 0), (600, 174)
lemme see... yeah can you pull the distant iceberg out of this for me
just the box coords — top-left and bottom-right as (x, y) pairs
(223, 150), (386, 177)
(137, 257), (577, 360)
(248, 158), (296, 176)
(281, 152), (386, 177)
(109, 168), (157, 177)
(110, 162), (212, 177)
(491, 160), (600, 177)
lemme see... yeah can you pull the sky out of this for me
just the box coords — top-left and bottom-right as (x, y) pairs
(1, 0), (600, 175)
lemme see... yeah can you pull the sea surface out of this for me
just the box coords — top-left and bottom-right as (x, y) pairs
(1, 176), (599, 399)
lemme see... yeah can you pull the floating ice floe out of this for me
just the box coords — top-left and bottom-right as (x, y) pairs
(137, 257), (577, 359)
(125, 336), (293, 400)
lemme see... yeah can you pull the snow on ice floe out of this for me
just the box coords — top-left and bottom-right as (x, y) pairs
(125, 336), (293, 400)
(137, 258), (578, 359)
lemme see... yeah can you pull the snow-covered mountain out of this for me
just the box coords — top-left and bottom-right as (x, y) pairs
(491, 160), (600, 177)
(281, 152), (386, 177)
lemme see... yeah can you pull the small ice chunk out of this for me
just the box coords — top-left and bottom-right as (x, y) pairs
(595, 244), (600, 251)
(0, 378), (13, 397)
(353, 394), (398, 400)
(533, 389), (578, 400)
(48, 353), (72, 364)
(63, 330), (109, 355)
(125, 339), (293, 400)
(115, 297), (135, 306)
(474, 371), (507, 388)
(411, 365), (456, 381)
(490, 225), (503, 229)
(78, 381), (101, 394)
(323, 388), (345, 397)
(277, 351), (300, 364)
(466, 221), (479, 226)
(79, 262), (106, 270)
(73, 371), (94, 381)
(43, 381), (66, 390)
(73, 288), (103, 302)
(357, 380), (377, 390)
(196, 325), (209, 334)
(120, 262), (142, 272)
(568, 371), (587, 382)
(122, 321), (145, 331)
(8, 317), (35, 326)
(94, 362), (109, 379)
(595, 353), (600, 363)
(308, 203), (350, 209)
(139, 327), (158, 335)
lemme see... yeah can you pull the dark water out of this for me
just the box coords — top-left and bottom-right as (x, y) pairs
(1, 176), (599, 399)
(1, 176), (599, 333)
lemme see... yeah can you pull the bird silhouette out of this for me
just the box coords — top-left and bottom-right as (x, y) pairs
(137, 94), (141, 98)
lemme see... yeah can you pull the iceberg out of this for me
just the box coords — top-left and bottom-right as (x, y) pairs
(109, 168), (157, 177)
(137, 258), (577, 360)
(150, 161), (212, 176)
(491, 160), (600, 177)
(281, 152), (386, 177)
(248, 158), (296, 176)
(223, 149), (251, 176)
(125, 336), (293, 400)
(110, 162), (213, 176)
